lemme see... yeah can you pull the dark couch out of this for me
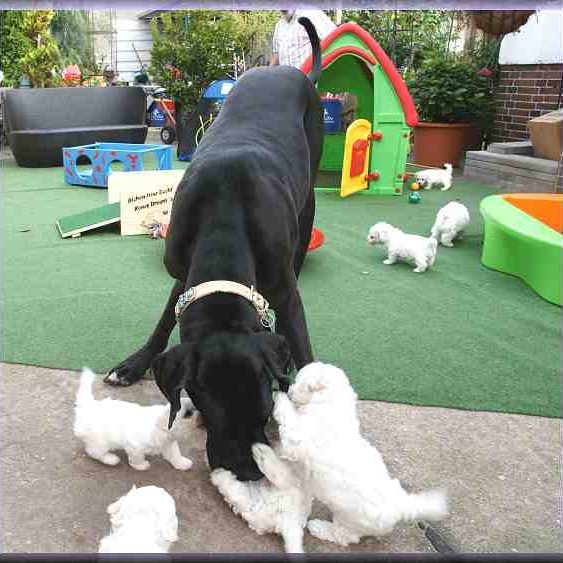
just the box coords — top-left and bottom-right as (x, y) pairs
(2, 86), (148, 167)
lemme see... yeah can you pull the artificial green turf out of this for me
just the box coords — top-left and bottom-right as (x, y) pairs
(1, 158), (561, 417)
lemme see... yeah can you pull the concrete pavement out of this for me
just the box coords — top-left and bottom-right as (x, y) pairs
(1, 363), (560, 553)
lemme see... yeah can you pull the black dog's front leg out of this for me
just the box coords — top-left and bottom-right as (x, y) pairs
(274, 284), (313, 370)
(104, 279), (184, 386)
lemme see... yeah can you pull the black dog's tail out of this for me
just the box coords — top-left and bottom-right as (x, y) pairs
(298, 16), (322, 84)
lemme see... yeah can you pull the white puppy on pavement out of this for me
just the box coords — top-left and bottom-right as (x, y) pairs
(99, 485), (178, 553)
(74, 367), (195, 471)
(273, 362), (448, 547)
(367, 222), (438, 273)
(430, 201), (470, 247)
(211, 443), (312, 553)
(415, 163), (453, 191)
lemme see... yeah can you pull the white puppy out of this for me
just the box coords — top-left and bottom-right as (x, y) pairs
(367, 222), (438, 273)
(430, 201), (470, 247)
(74, 367), (194, 471)
(273, 362), (448, 547)
(99, 485), (178, 553)
(211, 443), (312, 553)
(415, 163), (453, 191)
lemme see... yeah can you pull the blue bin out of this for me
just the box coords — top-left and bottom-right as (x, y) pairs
(321, 99), (342, 134)
(202, 79), (235, 100)
(148, 103), (166, 127)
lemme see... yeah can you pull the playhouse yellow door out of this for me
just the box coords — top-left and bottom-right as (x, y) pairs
(340, 119), (372, 198)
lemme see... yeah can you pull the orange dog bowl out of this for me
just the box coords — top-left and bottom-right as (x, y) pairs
(308, 227), (325, 252)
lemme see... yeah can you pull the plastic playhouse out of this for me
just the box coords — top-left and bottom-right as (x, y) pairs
(480, 193), (563, 306)
(301, 23), (418, 197)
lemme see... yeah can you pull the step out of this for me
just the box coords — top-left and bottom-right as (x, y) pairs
(464, 160), (562, 193)
(465, 150), (560, 174)
(464, 156), (563, 186)
(487, 141), (534, 156)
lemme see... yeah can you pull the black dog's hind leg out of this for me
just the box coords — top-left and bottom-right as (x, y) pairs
(293, 95), (322, 279)
(293, 187), (315, 280)
(283, 100), (321, 365)
(105, 279), (184, 386)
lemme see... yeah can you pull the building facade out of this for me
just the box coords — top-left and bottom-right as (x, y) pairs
(493, 10), (563, 142)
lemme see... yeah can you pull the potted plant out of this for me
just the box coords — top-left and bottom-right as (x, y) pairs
(406, 57), (494, 168)
(61, 63), (81, 86)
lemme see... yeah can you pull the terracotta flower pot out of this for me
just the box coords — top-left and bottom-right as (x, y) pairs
(412, 122), (474, 168)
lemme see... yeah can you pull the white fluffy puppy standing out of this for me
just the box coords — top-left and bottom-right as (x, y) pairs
(273, 362), (448, 547)
(367, 222), (438, 273)
(431, 201), (470, 247)
(99, 485), (178, 553)
(415, 163), (453, 191)
(211, 443), (312, 553)
(74, 367), (194, 471)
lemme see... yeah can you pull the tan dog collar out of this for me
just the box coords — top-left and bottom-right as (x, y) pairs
(175, 281), (275, 330)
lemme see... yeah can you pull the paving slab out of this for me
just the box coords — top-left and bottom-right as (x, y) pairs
(463, 161), (562, 193)
(466, 150), (560, 174)
(1, 363), (560, 554)
(487, 141), (534, 156)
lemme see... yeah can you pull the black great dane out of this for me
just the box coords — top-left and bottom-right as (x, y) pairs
(105, 18), (323, 481)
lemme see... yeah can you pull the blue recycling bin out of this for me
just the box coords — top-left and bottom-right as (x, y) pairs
(320, 98), (342, 134)
(148, 104), (166, 127)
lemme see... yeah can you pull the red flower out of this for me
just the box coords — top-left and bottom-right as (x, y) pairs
(166, 64), (182, 79)
(477, 67), (493, 77)
(62, 64), (81, 86)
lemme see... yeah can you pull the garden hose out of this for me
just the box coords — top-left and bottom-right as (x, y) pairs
(195, 114), (215, 146)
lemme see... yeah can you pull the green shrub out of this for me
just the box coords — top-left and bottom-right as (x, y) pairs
(406, 57), (494, 124)
(50, 11), (90, 68)
(149, 10), (277, 111)
(20, 42), (62, 88)
(0, 11), (33, 87)
(1, 10), (62, 88)
(342, 11), (455, 71)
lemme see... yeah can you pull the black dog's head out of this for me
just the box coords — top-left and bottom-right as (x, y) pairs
(151, 331), (291, 481)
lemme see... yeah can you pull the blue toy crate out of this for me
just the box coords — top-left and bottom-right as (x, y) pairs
(62, 142), (173, 188)
(320, 98), (342, 134)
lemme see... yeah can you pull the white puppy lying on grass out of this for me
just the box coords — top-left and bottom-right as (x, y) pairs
(74, 367), (194, 471)
(416, 163), (453, 191)
(273, 362), (448, 547)
(367, 222), (438, 273)
(431, 201), (470, 247)
(99, 485), (178, 553)
(211, 443), (312, 553)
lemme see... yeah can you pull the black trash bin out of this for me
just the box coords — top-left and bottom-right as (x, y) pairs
(177, 79), (235, 162)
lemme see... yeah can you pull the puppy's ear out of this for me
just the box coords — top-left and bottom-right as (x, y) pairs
(255, 332), (293, 392)
(152, 344), (196, 430)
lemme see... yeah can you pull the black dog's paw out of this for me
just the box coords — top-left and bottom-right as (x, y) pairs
(103, 370), (135, 386)
(104, 352), (152, 386)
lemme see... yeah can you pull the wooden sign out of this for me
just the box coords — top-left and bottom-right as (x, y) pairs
(108, 170), (185, 204)
(107, 170), (185, 236)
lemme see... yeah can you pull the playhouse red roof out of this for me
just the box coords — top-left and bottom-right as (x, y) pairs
(301, 23), (419, 128)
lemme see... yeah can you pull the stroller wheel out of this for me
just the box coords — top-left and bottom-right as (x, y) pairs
(160, 126), (176, 144)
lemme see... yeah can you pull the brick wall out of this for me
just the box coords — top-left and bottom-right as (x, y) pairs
(492, 63), (562, 143)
